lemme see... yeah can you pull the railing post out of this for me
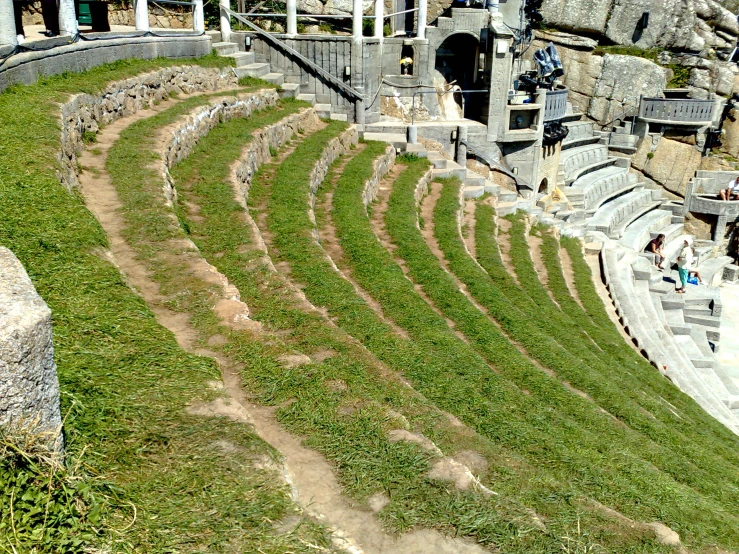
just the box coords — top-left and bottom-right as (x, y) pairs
(220, 0), (231, 41)
(0, 0), (18, 47)
(135, 0), (150, 32)
(417, 0), (427, 39)
(287, 0), (297, 36)
(193, 0), (205, 33)
(352, 0), (363, 44)
(58, 0), (78, 36)
(374, 0), (384, 38)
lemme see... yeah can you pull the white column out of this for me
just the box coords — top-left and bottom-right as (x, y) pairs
(219, 0), (231, 41)
(58, 0), (78, 36)
(417, 0), (427, 39)
(0, 0), (18, 46)
(352, 0), (363, 44)
(135, 0), (150, 32)
(374, 0), (384, 38)
(193, 0), (205, 33)
(286, 0), (297, 36)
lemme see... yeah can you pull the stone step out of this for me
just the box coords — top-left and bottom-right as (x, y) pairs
(496, 201), (518, 217)
(405, 143), (428, 157)
(463, 185), (485, 199)
(279, 83), (300, 98)
(235, 63), (271, 79)
(213, 41), (239, 56)
(498, 190), (518, 202)
(663, 309), (692, 335)
(296, 93), (317, 105)
(263, 73), (285, 86)
(363, 132), (407, 150)
(484, 183), (501, 196)
(683, 313), (721, 328)
(314, 103), (332, 118)
(206, 30), (222, 44)
(226, 51), (255, 67)
(330, 113), (349, 122)
(697, 255), (735, 287)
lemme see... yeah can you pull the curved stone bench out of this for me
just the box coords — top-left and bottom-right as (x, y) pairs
(586, 189), (658, 237)
(618, 209), (673, 249)
(568, 166), (640, 211)
(560, 144), (610, 184)
(563, 120), (593, 143)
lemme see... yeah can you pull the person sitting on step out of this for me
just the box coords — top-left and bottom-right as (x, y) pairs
(645, 233), (666, 270)
(719, 176), (739, 200)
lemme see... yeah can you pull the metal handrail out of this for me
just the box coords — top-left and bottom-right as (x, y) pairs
(224, 6), (364, 100)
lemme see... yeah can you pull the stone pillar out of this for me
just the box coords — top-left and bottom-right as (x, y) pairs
(352, 0), (363, 44)
(287, 0), (297, 36)
(417, 0), (427, 39)
(456, 125), (468, 166)
(0, 0), (18, 47)
(0, 247), (63, 453)
(408, 125), (418, 144)
(58, 0), (78, 37)
(714, 215), (728, 242)
(374, 0), (384, 38)
(220, 0), (231, 42)
(193, 0), (205, 33)
(135, 0), (150, 32)
(355, 98), (365, 126)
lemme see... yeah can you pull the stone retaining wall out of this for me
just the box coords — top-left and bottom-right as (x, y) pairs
(161, 90), (283, 204)
(413, 167), (435, 209)
(59, 65), (237, 191)
(0, 247), (62, 452)
(361, 145), (395, 207)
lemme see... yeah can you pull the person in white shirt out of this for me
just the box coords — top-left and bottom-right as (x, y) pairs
(719, 176), (739, 200)
(676, 238), (693, 294)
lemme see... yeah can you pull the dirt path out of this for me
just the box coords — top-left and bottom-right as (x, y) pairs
(78, 102), (491, 554)
(462, 199), (477, 259)
(495, 217), (521, 286)
(368, 165), (462, 336)
(314, 147), (411, 340)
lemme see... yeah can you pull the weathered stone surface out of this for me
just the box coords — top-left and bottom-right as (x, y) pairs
(541, 0), (738, 52)
(59, 66), (238, 192)
(719, 107), (739, 158)
(0, 247), (62, 450)
(641, 137), (703, 197)
(588, 55), (667, 125)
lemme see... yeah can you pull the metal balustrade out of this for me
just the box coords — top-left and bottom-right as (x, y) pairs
(543, 87), (568, 122)
(638, 97), (714, 124)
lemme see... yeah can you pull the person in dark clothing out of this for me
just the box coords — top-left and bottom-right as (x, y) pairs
(41, 0), (60, 36)
(13, 1), (25, 41)
(646, 233), (666, 270)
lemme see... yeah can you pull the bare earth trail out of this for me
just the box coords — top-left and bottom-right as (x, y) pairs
(78, 100), (488, 554)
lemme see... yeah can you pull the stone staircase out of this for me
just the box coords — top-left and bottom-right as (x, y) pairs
(208, 32), (347, 120)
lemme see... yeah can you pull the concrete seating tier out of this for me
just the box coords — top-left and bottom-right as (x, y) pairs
(617, 208), (673, 249)
(560, 144), (611, 184)
(566, 166), (640, 211)
(563, 120), (594, 143)
(586, 189), (658, 237)
(601, 245), (739, 431)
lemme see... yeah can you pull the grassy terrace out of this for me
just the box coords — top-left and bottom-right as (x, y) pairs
(0, 59), (329, 552)
(3, 56), (739, 553)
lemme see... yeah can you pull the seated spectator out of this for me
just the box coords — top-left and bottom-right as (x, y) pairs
(719, 176), (739, 200)
(645, 233), (666, 270)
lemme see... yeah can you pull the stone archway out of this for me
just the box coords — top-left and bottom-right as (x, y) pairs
(434, 33), (481, 120)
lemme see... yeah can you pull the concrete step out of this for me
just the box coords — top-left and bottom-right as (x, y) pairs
(363, 132), (407, 150)
(279, 83), (300, 98)
(234, 63), (272, 79)
(405, 143), (428, 158)
(484, 183), (501, 196)
(463, 185), (485, 199)
(330, 113), (349, 122)
(226, 51), (255, 67)
(263, 73), (285, 86)
(296, 93), (317, 105)
(213, 41), (239, 56)
(206, 30), (222, 43)
(314, 103), (332, 118)
(683, 313), (721, 328)
(697, 255), (735, 287)
(496, 201), (518, 217)
(498, 190), (518, 202)
(663, 309), (692, 335)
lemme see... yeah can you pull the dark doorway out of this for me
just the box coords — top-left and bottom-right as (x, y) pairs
(538, 177), (549, 194)
(435, 33), (482, 120)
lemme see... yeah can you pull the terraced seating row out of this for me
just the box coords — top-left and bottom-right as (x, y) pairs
(559, 143), (612, 184)
(585, 189), (661, 237)
(566, 166), (640, 211)
(601, 246), (739, 430)
(562, 120), (600, 148)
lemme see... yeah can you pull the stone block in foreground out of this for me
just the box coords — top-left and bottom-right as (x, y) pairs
(0, 247), (62, 451)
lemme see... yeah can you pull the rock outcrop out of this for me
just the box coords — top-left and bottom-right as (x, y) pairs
(541, 0), (739, 53)
(0, 247), (62, 451)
